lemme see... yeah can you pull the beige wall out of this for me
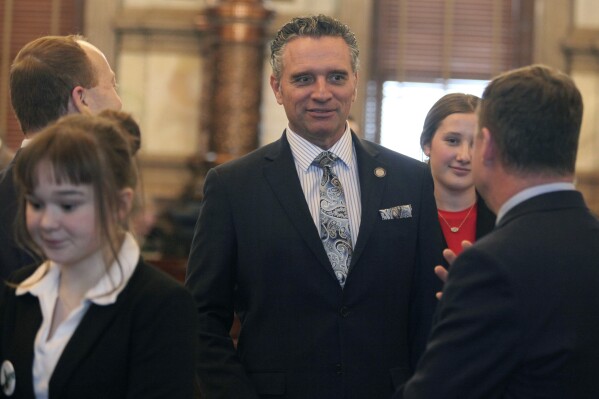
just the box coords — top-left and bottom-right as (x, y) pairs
(568, 0), (599, 212)
(84, 1), (208, 210)
(84, 0), (599, 210)
(571, 0), (599, 173)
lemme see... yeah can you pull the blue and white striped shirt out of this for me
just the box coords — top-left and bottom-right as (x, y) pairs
(286, 125), (362, 246)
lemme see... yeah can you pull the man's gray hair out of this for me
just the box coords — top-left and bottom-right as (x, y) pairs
(270, 14), (359, 81)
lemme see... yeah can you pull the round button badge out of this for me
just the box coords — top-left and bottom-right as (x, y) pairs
(1, 360), (15, 396)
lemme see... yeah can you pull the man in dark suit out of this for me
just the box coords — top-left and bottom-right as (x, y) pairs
(0, 35), (122, 278)
(186, 15), (444, 399)
(395, 65), (599, 398)
(0, 138), (14, 170)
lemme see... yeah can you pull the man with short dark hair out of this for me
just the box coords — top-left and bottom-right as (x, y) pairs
(186, 14), (444, 399)
(395, 64), (599, 398)
(0, 35), (122, 278)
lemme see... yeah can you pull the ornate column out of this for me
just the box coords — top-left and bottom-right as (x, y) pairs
(207, 0), (274, 161)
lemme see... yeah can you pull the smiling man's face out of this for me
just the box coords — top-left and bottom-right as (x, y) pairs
(270, 36), (358, 150)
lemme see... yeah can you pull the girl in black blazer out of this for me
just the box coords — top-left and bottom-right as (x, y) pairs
(421, 93), (496, 256)
(0, 114), (197, 398)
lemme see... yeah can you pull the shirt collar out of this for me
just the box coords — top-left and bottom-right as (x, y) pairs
(16, 232), (140, 306)
(286, 123), (354, 172)
(16, 261), (60, 298)
(496, 182), (576, 224)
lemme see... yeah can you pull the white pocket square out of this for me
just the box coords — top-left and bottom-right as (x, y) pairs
(379, 204), (412, 220)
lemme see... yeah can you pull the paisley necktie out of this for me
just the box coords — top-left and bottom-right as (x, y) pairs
(314, 151), (353, 287)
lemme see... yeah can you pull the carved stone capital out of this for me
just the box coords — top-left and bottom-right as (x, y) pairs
(208, 0), (275, 44)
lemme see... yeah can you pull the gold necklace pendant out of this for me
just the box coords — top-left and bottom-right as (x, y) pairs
(438, 203), (475, 233)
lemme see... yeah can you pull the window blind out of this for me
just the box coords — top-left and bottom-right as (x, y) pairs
(372, 0), (533, 82)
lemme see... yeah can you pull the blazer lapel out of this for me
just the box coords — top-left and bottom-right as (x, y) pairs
(262, 134), (336, 279)
(349, 136), (387, 271)
(49, 301), (121, 397)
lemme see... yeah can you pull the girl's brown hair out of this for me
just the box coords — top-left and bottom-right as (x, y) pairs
(420, 93), (480, 151)
(13, 114), (138, 276)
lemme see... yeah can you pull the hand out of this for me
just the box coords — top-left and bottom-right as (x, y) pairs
(435, 241), (473, 299)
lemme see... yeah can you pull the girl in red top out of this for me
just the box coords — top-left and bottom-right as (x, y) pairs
(420, 93), (495, 256)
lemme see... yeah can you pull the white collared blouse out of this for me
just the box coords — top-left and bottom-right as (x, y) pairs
(16, 233), (140, 399)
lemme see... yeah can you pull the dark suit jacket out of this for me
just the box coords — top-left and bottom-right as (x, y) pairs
(0, 259), (198, 399)
(473, 194), (496, 239)
(186, 132), (444, 399)
(396, 190), (599, 398)
(0, 154), (37, 279)
(0, 143), (13, 171)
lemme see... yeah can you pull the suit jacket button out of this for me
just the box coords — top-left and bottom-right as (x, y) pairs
(335, 363), (344, 375)
(339, 306), (350, 318)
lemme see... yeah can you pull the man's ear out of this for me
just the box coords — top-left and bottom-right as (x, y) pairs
(270, 74), (283, 105)
(480, 127), (496, 164)
(117, 188), (135, 222)
(68, 86), (91, 115)
(352, 72), (359, 102)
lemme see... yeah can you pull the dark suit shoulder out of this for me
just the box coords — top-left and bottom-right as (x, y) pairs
(118, 259), (195, 321)
(214, 135), (430, 180)
(125, 259), (191, 297)
(0, 163), (16, 204)
(475, 193), (496, 239)
(3, 261), (190, 302)
(5, 263), (40, 285)
(358, 139), (428, 170)
(0, 161), (38, 277)
(212, 139), (281, 175)
(470, 192), (599, 280)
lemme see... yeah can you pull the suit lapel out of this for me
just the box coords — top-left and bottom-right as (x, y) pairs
(350, 136), (387, 271)
(49, 300), (122, 397)
(262, 135), (336, 279)
(262, 134), (391, 280)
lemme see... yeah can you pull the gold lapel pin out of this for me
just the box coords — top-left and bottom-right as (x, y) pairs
(374, 167), (386, 178)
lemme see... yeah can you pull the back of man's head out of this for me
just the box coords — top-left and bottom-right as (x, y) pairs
(478, 64), (583, 177)
(9, 35), (97, 134)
